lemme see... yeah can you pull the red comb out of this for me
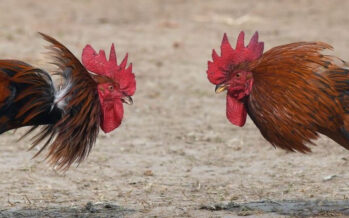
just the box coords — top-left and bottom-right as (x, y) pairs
(82, 44), (136, 96)
(207, 31), (264, 85)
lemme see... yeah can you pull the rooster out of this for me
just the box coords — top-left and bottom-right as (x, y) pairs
(207, 31), (349, 152)
(0, 33), (135, 169)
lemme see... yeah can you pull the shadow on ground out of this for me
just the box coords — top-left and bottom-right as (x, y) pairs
(200, 199), (349, 216)
(0, 202), (134, 218)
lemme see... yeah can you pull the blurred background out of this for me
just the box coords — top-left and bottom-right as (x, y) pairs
(1, 0), (349, 217)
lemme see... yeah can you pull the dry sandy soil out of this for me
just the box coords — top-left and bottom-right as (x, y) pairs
(1, 0), (349, 217)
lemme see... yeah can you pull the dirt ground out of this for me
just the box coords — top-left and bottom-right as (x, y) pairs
(1, 0), (349, 217)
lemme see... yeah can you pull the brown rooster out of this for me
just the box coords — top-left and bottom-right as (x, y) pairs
(0, 33), (135, 169)
(207, 31), (349, 152)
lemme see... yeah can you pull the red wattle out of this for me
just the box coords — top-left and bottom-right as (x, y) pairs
(226, 94), (247, 127)
(100, 101), (124, 133)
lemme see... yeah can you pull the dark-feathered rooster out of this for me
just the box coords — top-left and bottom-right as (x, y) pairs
(207, 31), (349, 152)
(0, 33), (135, 169)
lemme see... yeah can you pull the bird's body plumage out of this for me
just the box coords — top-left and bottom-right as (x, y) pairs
(247, 42), (349, 151)
(0, 60), (61, 133)
(0, 34), (101, 169)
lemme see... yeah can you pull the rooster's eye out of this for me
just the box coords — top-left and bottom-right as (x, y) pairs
(235, 73), (241, 78)
(108, 85), (114, 91)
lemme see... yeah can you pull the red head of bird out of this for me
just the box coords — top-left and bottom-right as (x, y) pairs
(207, 31), (264, 126)
(82, 44), (136, 133)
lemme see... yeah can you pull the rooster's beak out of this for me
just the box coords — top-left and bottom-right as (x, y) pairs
(215, 84), (227, 94)
(122, 96), (133, 105)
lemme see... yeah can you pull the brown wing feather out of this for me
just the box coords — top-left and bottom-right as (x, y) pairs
(247, 42), (347, 152)
(0, 60), (58, 133)
(30, 33), (101, 170)
(0, 71), (11, 103)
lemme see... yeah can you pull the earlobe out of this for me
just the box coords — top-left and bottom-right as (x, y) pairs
(246, 78), (254, 95)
